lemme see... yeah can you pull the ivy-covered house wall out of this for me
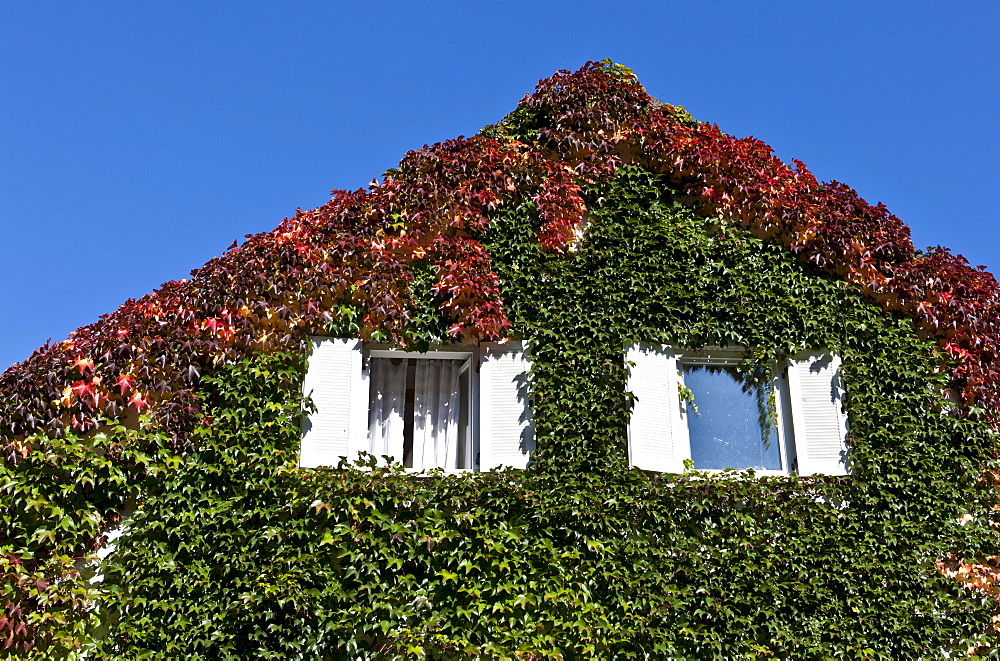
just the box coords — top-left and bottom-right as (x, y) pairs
(3, 62), (1000, 659)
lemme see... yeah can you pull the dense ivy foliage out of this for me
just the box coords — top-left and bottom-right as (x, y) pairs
(4, 61), (1000, 656)
(87, 172), (999, 657)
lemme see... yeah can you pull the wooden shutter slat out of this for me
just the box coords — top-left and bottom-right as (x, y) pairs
(627, 344), (686, 473)
(787, 352), (849, 476)
(479, 341), (533, 470)
(300, 338), (366, 468)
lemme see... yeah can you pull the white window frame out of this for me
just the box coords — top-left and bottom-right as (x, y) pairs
(365, 345), (477, 473)
(300, 338), (533, 472)
(676, 349), (795, 477)
(627, 344), (848, 476)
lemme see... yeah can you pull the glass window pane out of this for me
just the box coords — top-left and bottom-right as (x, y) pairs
(684, 364), (780, 471)
(369, 356), (469, 469)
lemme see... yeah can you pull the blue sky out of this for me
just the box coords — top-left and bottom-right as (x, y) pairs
(2, 1), (997, 372)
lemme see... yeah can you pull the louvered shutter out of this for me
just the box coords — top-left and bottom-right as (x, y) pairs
(786, 352), (849, 476)
(479, 341), (533, 470)
(626, 343), (687, 473)
(300, 338), (369, 468)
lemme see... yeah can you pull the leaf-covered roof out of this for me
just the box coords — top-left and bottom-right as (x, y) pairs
(3, 60), (998, 457)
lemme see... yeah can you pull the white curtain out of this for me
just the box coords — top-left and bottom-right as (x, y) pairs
(368, 357), (463, 469)
(412, 359), (462, 470)
(367, 358), (407, 463)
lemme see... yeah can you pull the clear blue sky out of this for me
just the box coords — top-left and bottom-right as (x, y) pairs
(2, 1), (997, 372)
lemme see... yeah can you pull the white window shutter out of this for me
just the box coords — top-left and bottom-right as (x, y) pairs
(626, 343), (687, 473)
(479, 341), (533, 470)
(786, 352), (849, 476)
(300, 338), (369, 468)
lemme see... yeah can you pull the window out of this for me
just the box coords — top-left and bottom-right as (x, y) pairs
(683, 356), (787, 472)
(300, 339), (534, 471)
(626, 344), (848, 475)
(367, 351), (474, 470)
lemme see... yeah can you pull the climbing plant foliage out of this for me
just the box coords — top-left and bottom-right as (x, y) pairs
(3, 62), (1000, 657)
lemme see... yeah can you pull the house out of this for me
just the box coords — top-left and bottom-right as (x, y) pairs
(3, 61), (999, 658)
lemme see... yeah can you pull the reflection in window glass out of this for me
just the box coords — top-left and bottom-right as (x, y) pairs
(684, 364), (780, 471)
